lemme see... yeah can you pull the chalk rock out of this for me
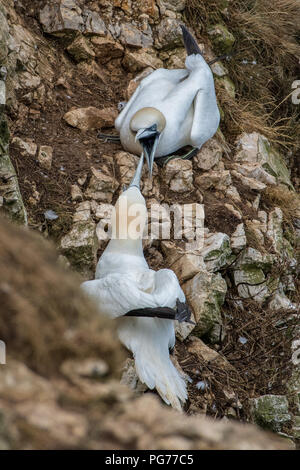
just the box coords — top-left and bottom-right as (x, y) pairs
(91, 37), (124, 63)
(37, 145), (53, 171)
(224, 203), (242, 220)
(77, 174), (87, 186)
(0, 8), (9, 64)
(39, 1), (106, 38)
(163, 159), (193, 193)
(40, 0), (84, 37)
(119, 23), (153, 48)
(0, 80), (6, 107)
(158, 0), (186, 12)
(216, 76), (236, 99)
(208, 24), (235, 54)
(161, 240), (184, 266)
(6, 22), (54, 91)
(195, 170), (232, 191)
(234, 132), (293, 189)
(67, 36), (95, 62)
(1, 124), (28, 224)
(71, 184), (83, 202)
(175, 319), (196, 342)
(200, 232), (232, 272)
(268, 292), (297, 311)
(194, 138), (223, 171)
(250, 395), (291, 433)
(120, 358), (148, 395)
(63, 106), (118, 131)
(211, 61), (228, 77)
(18, 72), (41, 90)
(182, 270), (227, 343)
(11, 137), (37, 157)
(187, 336), (234, 370)
(233, 266), (268, 303)
(225, 185), (241, 202)
(266, 207), (284, 254)
(91, 201), (113, 221)
(73, 201), (91, 222)
(171, 254), (205, 283)
(156, 18), (183, 49)
(159, 47), (186, 69)
(237, 248), (274, 271)
(115, 151), (159, 199)
(231, 223), (247, 252)
(231, 170), (267, 191)
(60, 219), (97, 276)
(123, 49), (163, 72)
(233, 248), (274, 303)
(133, 0), (159, 18)
(231, 162), (276, 186)
(83, 9), (107, 36)
(115, 152), (140, 186)
(85, 167), (119, 203)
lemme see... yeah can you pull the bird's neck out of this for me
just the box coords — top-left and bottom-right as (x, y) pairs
(105, 237), (144, 257)
(96, 237), (148, 279)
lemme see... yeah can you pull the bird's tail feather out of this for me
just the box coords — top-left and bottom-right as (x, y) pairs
(180, 24), (202, 56)
(135, 349), (187, 410)
(118, 318), (187, 411)
(134, 346), (187, 411)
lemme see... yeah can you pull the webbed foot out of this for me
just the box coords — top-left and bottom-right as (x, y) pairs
(156, 147), (198, 167)
(97, 132), (120, 143)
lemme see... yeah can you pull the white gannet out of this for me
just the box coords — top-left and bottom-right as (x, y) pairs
(115, 25), (220, 174)
(81, 154), (191, 410)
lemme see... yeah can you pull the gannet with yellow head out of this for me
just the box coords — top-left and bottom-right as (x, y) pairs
(115, 25), (220, 175)
(81, 155), (189, 410)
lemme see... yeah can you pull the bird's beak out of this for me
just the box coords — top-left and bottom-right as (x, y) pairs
(135, 125), (160, 177)
(129, 152), (144, 189)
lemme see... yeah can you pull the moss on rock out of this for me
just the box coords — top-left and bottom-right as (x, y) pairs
(207, 24), (235, 54)
(216, 76), (236, 99)
(0, 114), (27, 224)
(183, 270), (227, 343)
(250, 395), (291, 433)
(60, 220), (97, 278)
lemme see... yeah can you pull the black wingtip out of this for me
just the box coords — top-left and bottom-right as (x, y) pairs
(180, 24), (202, 56)
(124, 301), (195, 324)
(175, 298), (194, 324)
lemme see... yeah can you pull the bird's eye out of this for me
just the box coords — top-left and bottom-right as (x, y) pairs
(118, 101), (127, 111)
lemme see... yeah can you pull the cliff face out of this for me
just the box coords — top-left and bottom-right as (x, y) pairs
(0, 0), (299, 448)
(0, 215), (294, 450)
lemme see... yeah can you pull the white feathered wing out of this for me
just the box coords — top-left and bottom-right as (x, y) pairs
(81, 268), (187, 410)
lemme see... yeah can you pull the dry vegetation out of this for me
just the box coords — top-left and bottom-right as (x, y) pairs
(185, 0), (300, 149)
(262, 185), (300, 224)
(0, 216), (125, 376)
(180, 299), (298, 425)
(261, 185), (300, 262)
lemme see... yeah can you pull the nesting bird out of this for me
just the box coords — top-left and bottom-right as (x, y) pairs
(81, 155), (191, 410)
(115, 25), (220, 174)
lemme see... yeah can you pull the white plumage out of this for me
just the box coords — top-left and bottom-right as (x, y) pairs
(116, 54), (219, 157)
(81, 156), (188, 410)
